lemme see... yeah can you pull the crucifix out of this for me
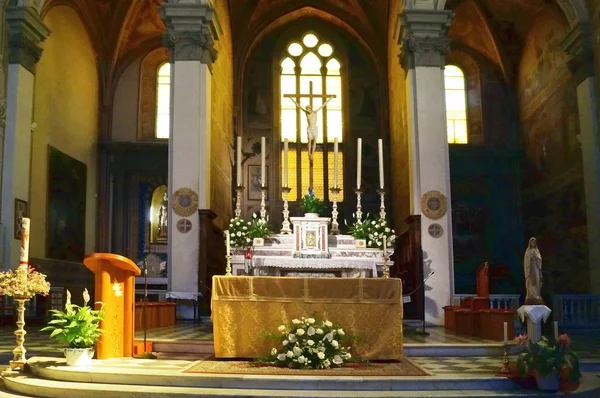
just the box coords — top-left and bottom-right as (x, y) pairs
(284, 81), (335, 192)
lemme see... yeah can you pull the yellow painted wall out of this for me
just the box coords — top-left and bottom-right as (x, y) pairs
(388, 0), (411, 233)
(210, 0), (234, 229)
(30, 5), (99, 258)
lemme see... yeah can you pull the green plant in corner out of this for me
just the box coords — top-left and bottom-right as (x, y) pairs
(41, 289), (104, 349)
(300, 191), (327, 215)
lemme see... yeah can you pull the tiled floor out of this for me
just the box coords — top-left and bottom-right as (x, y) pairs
(0, 323), (597, 376)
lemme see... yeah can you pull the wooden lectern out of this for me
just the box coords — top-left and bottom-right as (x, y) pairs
(83, 253), (141, 359)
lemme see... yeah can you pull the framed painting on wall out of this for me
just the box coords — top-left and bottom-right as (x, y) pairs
(248, 165), (268, 201)
(46, 146), (87, 261)
(14, 199), (28, 240)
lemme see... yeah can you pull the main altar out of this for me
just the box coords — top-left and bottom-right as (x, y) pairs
(230, 215), (393, 278)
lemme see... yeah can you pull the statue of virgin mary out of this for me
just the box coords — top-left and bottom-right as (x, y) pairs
(523, 237), (544, 305)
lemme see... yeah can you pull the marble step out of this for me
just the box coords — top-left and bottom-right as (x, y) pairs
(4, 374), (600, 398)
(147, 339), (515, 357)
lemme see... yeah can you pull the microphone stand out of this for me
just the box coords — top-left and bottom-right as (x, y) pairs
(134, 258), (157, 359)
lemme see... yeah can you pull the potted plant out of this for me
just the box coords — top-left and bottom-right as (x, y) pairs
(347, 214), (396, 249)
(227, 216), (252, 249)
(515, 333), (580, 391)
(0, 265), (51, 299)
(300, 192), (327, 217)
(41, 288), (104, 366)
(248, 213), (273, 246)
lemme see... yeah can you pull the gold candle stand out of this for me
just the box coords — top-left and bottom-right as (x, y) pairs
(281, 187), (292, 234)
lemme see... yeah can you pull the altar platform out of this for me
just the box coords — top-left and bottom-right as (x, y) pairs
(2, 324), (600, 397)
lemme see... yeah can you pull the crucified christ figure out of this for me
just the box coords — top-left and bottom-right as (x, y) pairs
(288, 96), (334, 160)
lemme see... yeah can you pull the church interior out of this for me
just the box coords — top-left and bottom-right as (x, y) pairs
(1, 0), (600, 396)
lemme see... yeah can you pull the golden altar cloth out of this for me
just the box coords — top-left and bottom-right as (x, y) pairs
(211, 276), (403, 360)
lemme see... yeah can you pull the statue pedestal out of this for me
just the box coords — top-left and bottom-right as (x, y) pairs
(517, 305), (551, 343)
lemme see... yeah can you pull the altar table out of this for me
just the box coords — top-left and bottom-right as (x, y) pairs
(211, 276), (403, 360)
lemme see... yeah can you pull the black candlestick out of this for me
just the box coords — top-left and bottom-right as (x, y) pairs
(133, 258), (157, 359)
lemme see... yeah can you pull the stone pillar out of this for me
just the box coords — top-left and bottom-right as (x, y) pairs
(1, 7), (49, 268)
(562, 24), (600, 294)
(160, 1), (220, 319)
(396, 9), (454, 325)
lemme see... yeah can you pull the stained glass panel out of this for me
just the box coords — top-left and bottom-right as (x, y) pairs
(156, 62), (170, 139)
(444, 65), (468, 144)
(282, 147), (298, 201)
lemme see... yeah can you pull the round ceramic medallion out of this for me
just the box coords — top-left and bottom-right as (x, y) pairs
(176, 219), (193, 234)
(421, 190), (448, 220)
(172, 187), (199, 217)
(428, 223), (444, 238)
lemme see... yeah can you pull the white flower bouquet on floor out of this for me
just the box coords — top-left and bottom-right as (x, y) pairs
(261, 316), (353, 369)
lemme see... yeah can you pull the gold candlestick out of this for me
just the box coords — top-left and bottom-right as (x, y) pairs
(499, 344), (510, 374)
(225, 255), (232, 276)
(382, 249), (390, 279)
(281, 187), (292, 234)
(9, 296), (29, 370)
(235, 185), (244, 218)
(353, 187), (364, 221)
(260, 186), (268, 221)
(377, 188), (386, 219)
(330, 187), (342, 235)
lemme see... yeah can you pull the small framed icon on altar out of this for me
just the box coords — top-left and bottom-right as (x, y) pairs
(248, 165), (268, 201)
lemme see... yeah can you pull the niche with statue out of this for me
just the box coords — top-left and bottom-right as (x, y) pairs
(149, 185), (168, 244)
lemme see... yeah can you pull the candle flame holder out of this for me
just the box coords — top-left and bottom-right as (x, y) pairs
(235, 185), (245, 218)
(9, 296), (29, 370)
(330, 187), (342, 235)
(225, 255), (232, 276)
(260, 186), (268, 221)
(377, 188), (386, 219)
(499, 344), (510, 374)
(353, 187), (364, 221)
(281, 187), (292, 234)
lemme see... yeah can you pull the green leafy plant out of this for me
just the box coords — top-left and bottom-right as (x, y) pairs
(515, 334), (580, 383)
(248, 213), (273, 239)
(41, 289), (104, 349)
(258, 316), (353, 369)
(0, 266), (50, 298)
(347, 214), (396, 249)
(300, 193), (327, 215)
(227, 216), (252, 248)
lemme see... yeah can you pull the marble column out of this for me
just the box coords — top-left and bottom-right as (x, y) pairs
(160, 2), (220, 319)
(562, 24), (600, 293)
(396, 9), (454, 325)
(1, 7), (49, 268)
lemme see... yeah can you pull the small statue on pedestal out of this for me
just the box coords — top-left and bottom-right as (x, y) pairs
(523, 237), (544, 305)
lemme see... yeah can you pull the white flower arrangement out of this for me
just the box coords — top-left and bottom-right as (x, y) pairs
(227, 217), (252, 248)
(347, 214), (396, 250)
(264, 316), (352, 369)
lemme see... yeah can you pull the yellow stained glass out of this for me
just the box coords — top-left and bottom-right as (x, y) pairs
(156, 62), (170, 139)
(282, 147), (298, 201)
(280, 33), (343, 202)
(444, 65), (468, 144)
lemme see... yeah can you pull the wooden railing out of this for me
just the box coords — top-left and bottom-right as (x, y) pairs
(552, 294), (600, 329)
(453, 294), (521, 310)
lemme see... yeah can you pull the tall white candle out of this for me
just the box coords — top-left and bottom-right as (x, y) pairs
(333, 138), (339, 188)
(378, 138), (384, 189)
(261, 137), (266, 187)
(554, 321), (559, 339)
(357, 138), (362, 189)
(225, 230), (230, 254)
(236, 136), (242, 187)
(503, 322), (508, 344)
(19, 217), (30, 267)
(283, 139), (289, 188)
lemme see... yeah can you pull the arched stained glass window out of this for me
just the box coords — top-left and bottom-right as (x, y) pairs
(155, 62), (171, 139)
(444, 65), (468, 144)
(280, 33), (343, 201)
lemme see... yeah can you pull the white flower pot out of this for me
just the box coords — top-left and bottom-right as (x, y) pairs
(354, 239), (366, 248)
(535, 371), (559, 392)
(64, 348), (94, 367)
(253, 237), (264, 246)
(304, 213), (319, 218)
